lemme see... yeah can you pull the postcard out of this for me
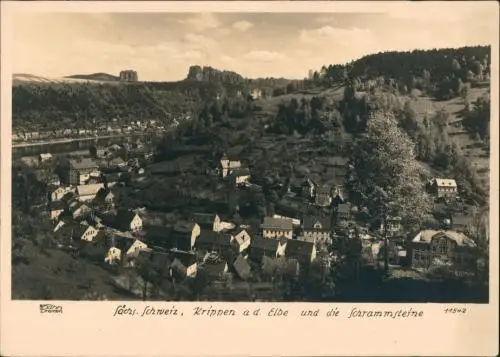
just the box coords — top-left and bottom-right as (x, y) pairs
(1, 1), (498, 356)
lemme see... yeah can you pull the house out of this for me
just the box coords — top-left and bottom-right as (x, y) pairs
(232, 167), (251, 185)
(273, 199), (303, 226)
(171, 221), (200, 251)
(94, 188), (115, 209)
(104, 247), (122, 265)
(38, 153), (53, 164)
(111, 210), (143, 232)
(301, 215), (332, 244)
(301, 178), (317, 199)
(73, 222), (99, 242)
(51, 186), (74, 202)
(191, 213), (223, 232)
(230, 228), (252, 252)
(76, 183), (105, 202)
(112, 235), (149, 267)
(141, 250), (172, 277)
(195, 230), (233, 253)
(64, 158), (100, 185)
(248, 236), (279, 261)
(250, 88), (262, 99)
(220, 154), (242, 178)
(232, 254), (252, 280)
(169, 250), (198, 279)
(203, 260), (229, 280)
(379, 216), (402, 236)
(70, 202), (92, 220)
(431, 178), (458, 198)
(144, 225), (174, 250)
(409, 229), (477, 271)
(109, 157), (127, 169)
(336, 203), (351, 221)
(261, 217), (293, 239)
(315, 185), (332, 207)
(284, 239), (317, 265)
(49, 201), (65, 221)
(47, 174), (61, 187)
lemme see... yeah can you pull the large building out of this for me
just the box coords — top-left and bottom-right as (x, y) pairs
(119, 70), (138, 82)
(409, 229), (477, 271)
(430, 178), (458, 198)
(261, 217), (293, 240)
(63, 158), (100, 185)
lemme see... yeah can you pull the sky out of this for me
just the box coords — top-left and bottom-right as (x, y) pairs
(11, 6), (497, 81)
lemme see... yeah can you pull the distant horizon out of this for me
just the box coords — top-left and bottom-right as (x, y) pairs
(12, 43), (493, 83)
(11, 10), (496, 81)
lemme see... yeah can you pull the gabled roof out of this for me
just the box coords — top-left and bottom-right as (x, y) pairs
(50, 201), (65, 211)
(285, 239), (315, 257)
(232, 167), (250, 176)
(233, 255), (252, 280)
(114, 210), (140, 230)
(412, 229), (476, 247)
(191, 213), (217, 225)
(146, 225), (173, 240)
(110, 157), (126, 166)
(173, 221), (196, 233)
(261, 217), (293, 231)
(77, 184), (105, 197)
(316, 185), (332, 195)
(251, 236), (279, 251)
(113, 235), (137, 252)
(73, 223), (96, 238)
(302, 215), (331, 231)
(434, 178), (457, 187)
(196, 230), (232, 248)
(170, 250), (197, 267)
(233, 229), (251, 245)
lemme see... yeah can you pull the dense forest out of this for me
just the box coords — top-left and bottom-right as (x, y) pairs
(12, 81), (226, 131)
(311, 45), (491, 101)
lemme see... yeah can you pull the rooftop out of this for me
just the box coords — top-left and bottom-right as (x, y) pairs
(434, 178), (457, 187)
(76, 183), (105, 197)
(261, 217), (293, 231)
(412, 229), (476, 247)
(70, 158), (99, 170)
(250, 236), (279, 251)
(285, 239), (315, 257)
(302, 215), (332, 231)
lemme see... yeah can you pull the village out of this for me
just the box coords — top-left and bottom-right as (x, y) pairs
(17, 136), (481, 301)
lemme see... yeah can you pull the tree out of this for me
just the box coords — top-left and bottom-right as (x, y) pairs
(346, 110), (433, 273)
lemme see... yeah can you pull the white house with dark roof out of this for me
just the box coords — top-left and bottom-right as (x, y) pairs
(261, 217), (293, 240)
(301, 216), (332, 244)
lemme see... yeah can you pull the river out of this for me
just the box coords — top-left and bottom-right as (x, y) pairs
(12, 132), (162, 158)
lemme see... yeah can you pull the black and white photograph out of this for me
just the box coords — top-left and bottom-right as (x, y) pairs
(7, 5), (495, 305)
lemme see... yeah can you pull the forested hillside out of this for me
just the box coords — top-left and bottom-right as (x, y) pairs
(12, 81), (226, 131)
(312, 45), (491, 101)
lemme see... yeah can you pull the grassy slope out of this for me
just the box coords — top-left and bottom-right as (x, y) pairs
(407, 87), (490, 190)
(12, 240), (133, 300)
